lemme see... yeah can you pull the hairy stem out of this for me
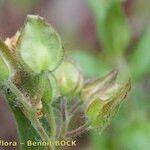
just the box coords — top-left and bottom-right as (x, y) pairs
(60, 98), (69, 137)
(0, 40), (17, 75)
(31, 114), (50, 142)
(44, 103), (56, 150)
(69, 101), (81, 114)
(3, 81), (51, 149)
(4, 80), (31, 109)
(65, 121), (90, 138)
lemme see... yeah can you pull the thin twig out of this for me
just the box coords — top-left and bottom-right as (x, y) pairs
(65, 121), (90, 138)
(60, 98), (69, 137)
(69, 101), (81, 114)
(44, 103), (56, 150)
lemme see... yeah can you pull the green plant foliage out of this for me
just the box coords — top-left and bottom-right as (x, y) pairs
(88, 0), (131, 56)
(0, 40), (17, 75)
(0, 57), (9, 81)
(119, 120), (150, 150)
(54, 59), (84, 96)
(16, 15), (64, 73)
(42, 73), (57, 103)
(84, 0), (150, 149)
(70, 50), (110, 78)
(81, 70), (131, 132)
(129, 23), (150, 81)
(7, 97), (44, 150)
(0, 15), (131, 150)
(13, 0), (39, 7)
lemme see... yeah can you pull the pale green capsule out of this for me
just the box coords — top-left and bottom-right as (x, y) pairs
(55, 60), (84, 96)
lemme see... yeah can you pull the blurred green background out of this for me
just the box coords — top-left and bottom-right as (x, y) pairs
(0, 0), (150, 150)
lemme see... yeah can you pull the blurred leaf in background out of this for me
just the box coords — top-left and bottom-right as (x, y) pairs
(129, 23), (150, 82)
(69, 50), (110, 79)
(0, 0), (4, 5)
(13, 0), (39, 7)
(86, 0), (150, 150)
(120, 121), (150, 150)
(88, 0), (131, 56)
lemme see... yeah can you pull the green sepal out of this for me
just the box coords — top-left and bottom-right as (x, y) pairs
(86, 80), (131, 132)
(16, 15), (64, 73)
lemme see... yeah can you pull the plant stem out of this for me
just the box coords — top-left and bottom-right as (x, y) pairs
(3, 81), (52, 149)
(30, 112), (50, 141)
(44, 103), (56, 150)
(69, 105), (82, 122)
(48, 104), (56, 138)
(60, 98), (69, 137)
(65, 121), (90, 138)
(0, 40), (17, 75)
(4, 80), (32, 110)
(69, 101), (81, 114)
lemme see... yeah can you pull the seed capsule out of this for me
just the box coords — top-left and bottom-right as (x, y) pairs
(54, 60), (84, 96)
(81, 70), (131, 132)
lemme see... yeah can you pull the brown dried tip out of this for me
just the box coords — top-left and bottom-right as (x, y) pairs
(5, 32), (20, 52)
(81, 69), (119, 101)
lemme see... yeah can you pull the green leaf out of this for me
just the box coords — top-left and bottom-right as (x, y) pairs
(5, 91), (45, 150)
(14, 0), (39, 7)
(120, 120), (150, 150)
(12, 107), (45, 150)
(129, 23), (150, 81)
(88, 0), (131, 55)
(16, 15), (64, 73)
